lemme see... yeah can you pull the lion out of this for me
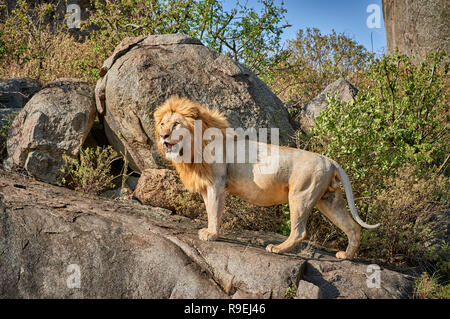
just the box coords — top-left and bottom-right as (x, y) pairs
(153, 95), (379, 259)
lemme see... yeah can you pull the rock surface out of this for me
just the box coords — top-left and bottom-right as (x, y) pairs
(95, 34), (294, 173)
(0, 78), (41, 109)
(4, 79), (96, 184)
(382, 0), (449, 62)
(134, 168), (191, 213)
(295, 78), (358, 133)
(295, 280), (322, 299)
(0, 169), (414, 299)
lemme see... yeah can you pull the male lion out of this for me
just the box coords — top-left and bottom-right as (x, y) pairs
(154, 96), (379, 259)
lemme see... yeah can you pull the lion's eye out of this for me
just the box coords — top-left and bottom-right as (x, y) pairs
(160, 123), (164, 127)
(174, 122), (180, 127)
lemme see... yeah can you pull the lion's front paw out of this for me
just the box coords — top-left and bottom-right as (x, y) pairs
(265, 244), (281, 254)
(198, 228), (218, 241)
(336, 251), (347, 259)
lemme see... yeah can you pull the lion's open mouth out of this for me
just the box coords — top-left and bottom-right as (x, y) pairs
(164, 141), (175, 151)
(163, 141), (182, 156)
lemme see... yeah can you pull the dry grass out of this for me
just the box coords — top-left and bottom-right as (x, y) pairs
(414, 272), (450, 299)
(360, 166), (449, 266)
(0, 32), (104, 85)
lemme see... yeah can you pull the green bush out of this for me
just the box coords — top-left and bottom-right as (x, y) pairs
(85, 0), (288, 75)
(221, 195), (284, 233)
(60, 146), (120, 195)
(311, 52), (449, 189)
(278, 204), (290, 236)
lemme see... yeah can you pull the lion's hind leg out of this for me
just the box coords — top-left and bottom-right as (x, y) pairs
(316, 189), (361, 259)
(266, 191), (314, 254)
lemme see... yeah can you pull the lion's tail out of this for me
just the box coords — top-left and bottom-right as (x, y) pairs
(334, 162), (380, 229)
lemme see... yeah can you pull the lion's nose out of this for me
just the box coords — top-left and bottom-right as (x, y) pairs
(160, 133), (170, 139)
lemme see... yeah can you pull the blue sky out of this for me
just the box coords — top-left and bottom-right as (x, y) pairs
(224, 0), (387, 55)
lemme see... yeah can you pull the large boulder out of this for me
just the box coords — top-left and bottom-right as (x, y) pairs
(95, 34), (294, 173)
(0, 169), (414, 298)
(295, 78), (358, 134)
(382, 0), (449, 62)
(4, 79), (96, 184)
(134, 168), (191, 213)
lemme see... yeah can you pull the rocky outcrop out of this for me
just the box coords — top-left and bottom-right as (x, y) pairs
(4, 79), (96, 184)
(295, 78), (358, 133)
(95, 34), (294, 173)
(0, 169), (414, 299)
(134, 168), (192, 213)
(382, 0), (449, 62)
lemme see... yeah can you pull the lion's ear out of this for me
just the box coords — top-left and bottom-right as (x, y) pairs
(190, 106), (200, 120)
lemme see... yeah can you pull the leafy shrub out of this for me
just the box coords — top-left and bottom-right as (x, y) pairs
(0, 1), (104, 83)
(173, 192), (205, 219)
(60, 145), (119, 195)
(284, 285), (297, 298)
(279, 204), (290, 236)
(301, 52), (448, 236)
(87, 0), (288, 74)
(425, 241), (450, 283)
(311, 52), (449, 189)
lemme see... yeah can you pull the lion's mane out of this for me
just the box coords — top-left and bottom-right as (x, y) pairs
(154, 96), (230, 194)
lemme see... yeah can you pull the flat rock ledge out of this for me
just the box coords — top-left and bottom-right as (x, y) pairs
(0, 169), (414, 299)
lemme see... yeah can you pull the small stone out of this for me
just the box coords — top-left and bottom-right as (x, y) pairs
(295, 280), (322, 299)
(295, 78), (358, 134)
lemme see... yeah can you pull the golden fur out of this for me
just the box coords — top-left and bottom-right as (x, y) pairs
(154, 95), (229, 194)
